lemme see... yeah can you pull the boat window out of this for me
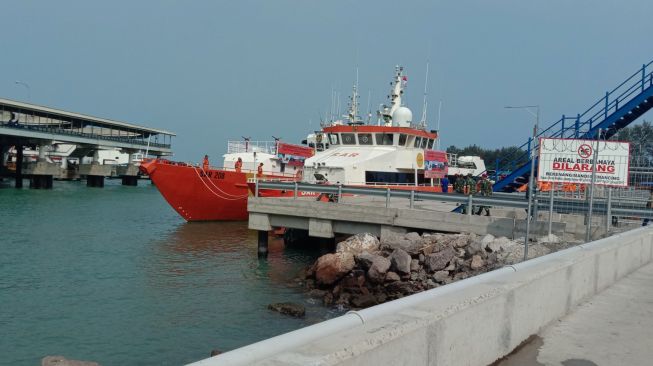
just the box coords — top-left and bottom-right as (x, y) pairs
(420, 138), (428, 149)
(375, 133), (394, 145)
(341, 133), (356, 145)
(358, 133), (373, 145)
(328, 133), (339, 145)
(414, 137), (422, 148)
(398, 134), (407, 146)
(427, 139), (434, 149)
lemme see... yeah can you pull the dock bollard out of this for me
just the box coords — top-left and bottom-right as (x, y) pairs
(257, 230), (268, 258)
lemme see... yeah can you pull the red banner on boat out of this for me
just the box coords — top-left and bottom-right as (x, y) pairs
(277, 142), (314, 166)
(424, 150), (448, 179)
(277, 142), (314, 157)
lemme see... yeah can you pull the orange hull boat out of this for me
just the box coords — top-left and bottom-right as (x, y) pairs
(140, 159), (294, 221)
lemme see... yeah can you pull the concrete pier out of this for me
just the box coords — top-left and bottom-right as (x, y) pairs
(248, 197), (597, 242)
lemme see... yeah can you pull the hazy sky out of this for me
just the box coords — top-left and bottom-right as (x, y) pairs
(2, 0), (652, 161)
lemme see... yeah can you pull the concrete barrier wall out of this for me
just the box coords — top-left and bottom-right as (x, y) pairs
(188, 227), (653, 366)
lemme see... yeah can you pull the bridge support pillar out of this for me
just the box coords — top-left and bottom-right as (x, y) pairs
(87, 174), (105, 188)
(29, 175), (53, 189)
(79, 150), (112, 188)
(258, 230), (269, 258)
(15, 146), (23, 188)
(116, 153), (140, 186)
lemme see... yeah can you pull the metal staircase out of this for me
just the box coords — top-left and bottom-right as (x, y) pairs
(493, 61), (653, 192)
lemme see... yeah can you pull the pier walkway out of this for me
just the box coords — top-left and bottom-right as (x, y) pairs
(498, 262), (653, 366)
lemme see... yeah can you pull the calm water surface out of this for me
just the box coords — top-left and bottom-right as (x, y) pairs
(0, 179), (334, 365)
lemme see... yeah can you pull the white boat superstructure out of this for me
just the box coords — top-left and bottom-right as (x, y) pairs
(302, 65), (486, 187)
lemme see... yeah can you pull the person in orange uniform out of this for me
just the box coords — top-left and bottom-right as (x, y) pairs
(235, 157), (243, 172)
(257, 162), (264, 177)
(202, 155), (209, 171)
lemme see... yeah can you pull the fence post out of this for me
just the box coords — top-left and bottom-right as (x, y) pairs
(293, 182), (298, 199)
(604, 92), (609, 120)
(561, 115), (566, 137)
(386, 188), (391, 208)
(548, 185), (555, 237)
(606, 187), (612, 233)
(467, 194), (473, 217)
(255, 179), (259, 197)
(337, 184), (342, 203)
(586, 128), (601, 242)
(410, 189), (415, 209)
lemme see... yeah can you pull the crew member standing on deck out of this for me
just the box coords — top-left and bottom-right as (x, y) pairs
(202, 155), (210, 171)
(257, 162), (264, 177)
(441, 176), (450, 193)
(235, 157), (243, 173)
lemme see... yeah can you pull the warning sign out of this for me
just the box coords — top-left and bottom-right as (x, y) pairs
(537, 138), (630, 187)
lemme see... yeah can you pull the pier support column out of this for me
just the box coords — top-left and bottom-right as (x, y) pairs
(29, 175), (53, 189)
(258, 230), (269, 258)
(15, 146), (23, 188)
(117, 151), (140, 186)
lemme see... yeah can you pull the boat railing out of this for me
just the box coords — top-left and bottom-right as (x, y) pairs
(227, 141), (278, 155)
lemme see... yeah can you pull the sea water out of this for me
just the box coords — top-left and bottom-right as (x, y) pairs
(0, 179), (334, 365)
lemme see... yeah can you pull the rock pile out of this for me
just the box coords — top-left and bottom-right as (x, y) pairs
(300, 232), (522, 309)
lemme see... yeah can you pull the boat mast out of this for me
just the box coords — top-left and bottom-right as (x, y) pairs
(380, 65), (406, 126)
(419, 61), (429, 129)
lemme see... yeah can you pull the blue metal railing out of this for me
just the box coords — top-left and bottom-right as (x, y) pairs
(493, 60), (653, 191)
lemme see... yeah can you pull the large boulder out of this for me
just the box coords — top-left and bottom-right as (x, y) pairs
(355, 251), (378, 270)
(390, 248), (412, 275)
(426, 246), (456, 272)
(480, 234), (495, 250)
(367, 256), (392, 283)
(381, 231), (423, 255)
(470, 255), (485, 270)
(488, 236), (515, 252)
(267, 302), (306, 318)
(315, 252), (355, 285)
(433, 270), (450, 283)
(337, 233), (380, 255)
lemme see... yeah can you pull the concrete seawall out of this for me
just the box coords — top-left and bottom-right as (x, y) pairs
(189, 226), (653, 366)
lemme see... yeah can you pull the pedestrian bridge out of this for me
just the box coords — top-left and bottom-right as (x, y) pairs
(0, 98), (175, 155)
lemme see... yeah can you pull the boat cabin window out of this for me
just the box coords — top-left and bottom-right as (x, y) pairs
(420, 138), (428, 149)
(328, 133), (339, 145)
(341, 133), (356, 145)
(414, 137), (422, 148)
(398, 134), (407, 146)
(358, 133), (373, 145)
(427, 139), (435, 149)
(376, 133), (394, 146)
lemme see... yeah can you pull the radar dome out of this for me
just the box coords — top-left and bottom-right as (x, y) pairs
(392, 107), (412, 127)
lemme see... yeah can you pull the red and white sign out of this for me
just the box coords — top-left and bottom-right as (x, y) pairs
(538, 138), (630, 187)
(424, 150), (448, 179)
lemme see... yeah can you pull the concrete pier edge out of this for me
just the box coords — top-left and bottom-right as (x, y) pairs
(187, 226), (653, 366)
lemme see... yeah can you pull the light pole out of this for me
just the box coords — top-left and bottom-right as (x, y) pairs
(14, 81), (31, 102)
(505, 105), (540, 261)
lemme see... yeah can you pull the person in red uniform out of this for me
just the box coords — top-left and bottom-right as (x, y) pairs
(235, 157), (243, 172)
(202, 155), (209, 171)
(257, 162), (264, 177)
